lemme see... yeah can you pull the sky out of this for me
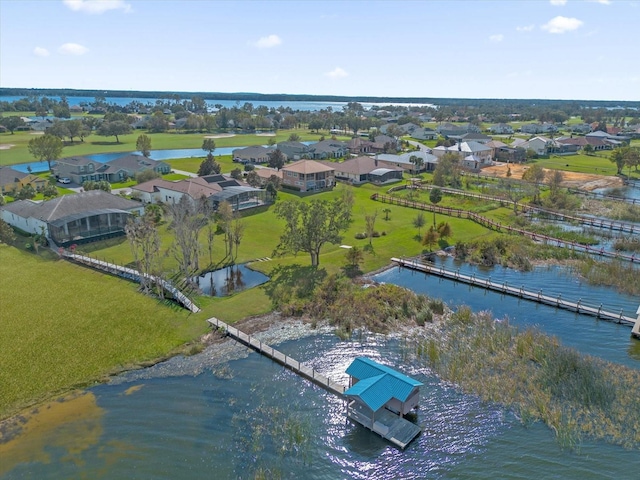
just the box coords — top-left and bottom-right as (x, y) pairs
(1, 0), (639, 101)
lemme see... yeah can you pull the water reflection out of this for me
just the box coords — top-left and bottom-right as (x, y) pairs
(195, 264), (268, 296)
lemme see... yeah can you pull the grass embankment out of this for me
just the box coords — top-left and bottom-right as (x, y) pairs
(0, 245), (208, 420)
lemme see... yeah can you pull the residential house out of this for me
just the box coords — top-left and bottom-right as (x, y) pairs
(132, 174), (273, 211)
(436, 123), (466, 137)
(281, 160), (335, 192)
(410, 127), (438, 140)
(459, 132), (492, 144)
(520, 123), (542, 134)
(326, 156), (403, 185)
(254, 167), (283, 186)
(521, 136), (553, 156)
(570, 123), (592, 134)
(0, 190), (144, 247)
(0, 167), (48, 195)
(232, 145), (276, 164)
(375, 151), (439, 173)
(489, 123), (514, 134)
(432, 141), (493, 166)
(276, 141), (308, 160)
(53, 155), (170, 184)
(306, 139), (348, 159)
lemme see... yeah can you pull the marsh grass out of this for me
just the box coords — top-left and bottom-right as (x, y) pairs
(410, 307), (640, 450)
(573, 258), (640, 296)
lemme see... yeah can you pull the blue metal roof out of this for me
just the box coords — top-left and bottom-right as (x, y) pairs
(344, 357), (423, 412)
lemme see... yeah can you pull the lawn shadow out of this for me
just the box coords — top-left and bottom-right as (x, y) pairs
(262, 264), (327, 303)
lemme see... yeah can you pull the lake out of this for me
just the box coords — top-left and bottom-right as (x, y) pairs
(2, 261), (639, 478)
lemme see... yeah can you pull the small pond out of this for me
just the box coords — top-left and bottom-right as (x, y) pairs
(194, 264), (269, 297)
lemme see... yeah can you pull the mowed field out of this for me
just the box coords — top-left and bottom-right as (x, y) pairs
(0, 245), (208, 419)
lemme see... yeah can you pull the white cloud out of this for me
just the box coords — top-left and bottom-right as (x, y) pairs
(550, 0), (567, 5)
(58, 43), (89, 55)
(541, 16), (584, 33)
(325, 67), (348, 79)
(516, 25), (535, 32)
(489, 34), (504, 42)
(63, 0), (131, 14)
(588, 0), (611, 4)
(251, 34), (282, 49)
(33, 47), (50, 57)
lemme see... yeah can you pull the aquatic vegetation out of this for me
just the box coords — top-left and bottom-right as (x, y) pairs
(613, 236), (640, 253)
(574, 258), (640, 296)
(409, 307), (640, 450)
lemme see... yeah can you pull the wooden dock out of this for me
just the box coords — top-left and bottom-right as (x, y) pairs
(372, 194), (638, 263)
(347, 402), (421, 449)
(64, 252), (200, 313)
(392, 257), (637, 327)
(414, 184), (639, 235)
(206, 317), (345, 395)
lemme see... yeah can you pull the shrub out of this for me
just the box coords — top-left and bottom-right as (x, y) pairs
(354, 232), (366, 239)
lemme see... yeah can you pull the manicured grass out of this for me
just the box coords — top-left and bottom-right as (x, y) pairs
(0, 128), (351, 167)
(0, 245), (208, 419)
(530, 153), (618, 175)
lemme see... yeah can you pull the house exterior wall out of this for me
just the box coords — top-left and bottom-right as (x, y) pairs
(1, 210), (48, 235)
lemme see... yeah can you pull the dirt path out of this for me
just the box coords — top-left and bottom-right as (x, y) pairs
(483, 164), (623, 191)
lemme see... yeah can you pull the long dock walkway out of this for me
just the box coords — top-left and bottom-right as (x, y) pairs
(372, 194), (638, 263)
(64, 252), (200, 313)
(414, 184), (639, 235)
(391, 257), (637, 327)
(206, 317), (346, 395)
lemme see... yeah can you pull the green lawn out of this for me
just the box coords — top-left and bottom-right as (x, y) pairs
(530, 153), (618, 175)
(0, 245), (209, 419)
(0, 128), (351, 167)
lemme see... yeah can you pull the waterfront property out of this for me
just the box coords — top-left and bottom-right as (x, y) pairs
(344, 357), (423, 449)
(281, 160), (335, 192)
(0, 190), (144, 246)
(325, 156), (403, 185)
(53, 155), (170, 184)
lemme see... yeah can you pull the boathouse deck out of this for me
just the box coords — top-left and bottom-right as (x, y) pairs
(347, 402), (422, 449)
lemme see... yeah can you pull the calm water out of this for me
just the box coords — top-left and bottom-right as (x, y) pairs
(2, 263), (640, 478)
(195, 264), (269, 297)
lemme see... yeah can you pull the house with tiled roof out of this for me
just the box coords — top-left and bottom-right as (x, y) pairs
(432, 141), (493, 166)
(325, 156), (403, 185)
(0, 190), (144, 247)
(281, 160), (335, 192)
(232, 145), (275, 164)
(53, 155), (170, 184)
(375, 151), (439, 173)
(306, 139), (348, 159)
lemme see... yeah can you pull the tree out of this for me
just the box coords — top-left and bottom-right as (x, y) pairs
(168, 196), (208, 280)
(136, 169), (161, 184)
(583, 144), (594, 156)
(499, 178), (527, 213)
(16, 184), (36, 200)
(1, 116), (25, 134)
(42, 184), (59, 199)
(547, 170), (564, 199)
(47, 120), (70, 142)
(383, 208), (391, 221)
(288, 133), (301, 142)
(413, 212), (426, 237)
(125, 214), (162, 294)
(28, 134), (63, 172)
(274, 198), (351, 267)
(521, 164), (546, 203)
(230, 167), (243, 180)
(409, 155), (424, 173)
(610, 148), (626, 175)
(432, 153), (460, 187)
(245, 170), (261, 187)
(422, 225), (440, 251)
(437, 221), (452, 239)
(148, 112), (169, 133)
(0, 219), (16, 244)
(217, 201), (234, 258)
(136, 134), (152, 157)
(231, 216), (245, 260)
(344, 246), (364, 273)
(267, 149), (286, 170)
(364, 209), (378, 246)
(202, 138), (216, 154)
(97, 120), (132, 143)
(429, 187), (443, 226)
(197, 153), (221, 176)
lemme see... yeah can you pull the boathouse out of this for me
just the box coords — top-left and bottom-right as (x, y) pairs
(344, 357), (422, 449)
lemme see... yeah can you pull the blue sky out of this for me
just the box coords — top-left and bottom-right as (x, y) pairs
(1, 0), (639, 101)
